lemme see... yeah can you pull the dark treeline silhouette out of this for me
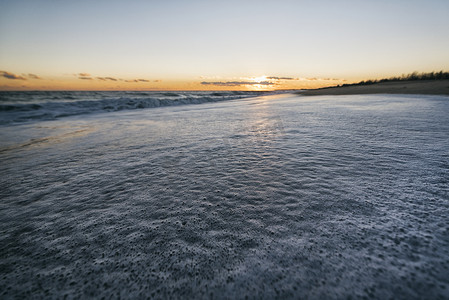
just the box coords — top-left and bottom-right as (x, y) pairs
(340, 71), (449, 87)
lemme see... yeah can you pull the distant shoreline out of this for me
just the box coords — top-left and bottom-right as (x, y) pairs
(298, 80), (449, 96)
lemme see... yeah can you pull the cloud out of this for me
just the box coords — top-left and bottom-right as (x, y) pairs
(201, 81), (275, 86)
(78, 73), (91, 77)
(79, 76), (93, 80)
(305, 77), (343, 81)
(153, 80), (162, 83)
(1, 71), (27, 80)
(266, 76), (299, 80)
(96, 76), (118, 81)
(27, 73), (41, 79)
(124, 78), (150, 83)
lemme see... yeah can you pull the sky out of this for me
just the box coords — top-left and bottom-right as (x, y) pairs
(1, 0), (449, 91)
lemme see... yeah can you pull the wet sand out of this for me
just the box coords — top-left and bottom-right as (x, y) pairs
(299, 80), (449, 96)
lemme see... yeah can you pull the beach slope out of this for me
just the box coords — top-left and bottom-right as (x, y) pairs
(299, 80), (449, 96)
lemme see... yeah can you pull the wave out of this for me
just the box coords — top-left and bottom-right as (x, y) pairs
(0, 91), (270, 125)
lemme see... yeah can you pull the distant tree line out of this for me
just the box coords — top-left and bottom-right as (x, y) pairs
(340, 71), (449, 87)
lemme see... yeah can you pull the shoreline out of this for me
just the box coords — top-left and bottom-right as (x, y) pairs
(298, 80), (449, 96)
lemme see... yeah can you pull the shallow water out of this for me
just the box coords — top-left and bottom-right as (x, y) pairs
(1, 93), (449, 299)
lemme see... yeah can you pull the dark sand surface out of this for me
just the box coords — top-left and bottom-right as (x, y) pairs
(299, 80), (449, 96)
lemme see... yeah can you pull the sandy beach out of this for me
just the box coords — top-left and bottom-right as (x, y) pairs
(299, 80), (449, 96)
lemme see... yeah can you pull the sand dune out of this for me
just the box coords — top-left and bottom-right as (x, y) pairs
(299, 80), (449, 96)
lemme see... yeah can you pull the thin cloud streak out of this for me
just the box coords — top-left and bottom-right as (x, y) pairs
(305, 77), (343, 81)
(124, 79), (151, 83)
(266, 76), (299, 80)
(78, 75), (153, 83)
(201, 81), (275, 86)
(1, 71), (27, 80)
(27, 74), (42, 79)
(97, 77), (118, 81)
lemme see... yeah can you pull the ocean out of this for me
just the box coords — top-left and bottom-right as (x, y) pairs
(1, 91), (448, 299)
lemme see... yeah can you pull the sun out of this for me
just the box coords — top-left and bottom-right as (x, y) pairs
(252, 76), (268, 82)
(246, 75), (274, 90)
(237, 75), (274, 90)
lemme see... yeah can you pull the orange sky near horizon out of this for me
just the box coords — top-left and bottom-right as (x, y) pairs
(0, 72), (350, 91)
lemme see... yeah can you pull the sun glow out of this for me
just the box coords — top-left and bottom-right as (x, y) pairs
(252, 76), (268, 82)
(251, 84), (271, 91)
(246, 75), (274, 90)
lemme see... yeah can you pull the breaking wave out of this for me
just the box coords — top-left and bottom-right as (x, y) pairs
(0, 91), (270, 125)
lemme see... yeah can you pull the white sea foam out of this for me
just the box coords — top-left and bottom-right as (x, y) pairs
(1, 93), (448, 299)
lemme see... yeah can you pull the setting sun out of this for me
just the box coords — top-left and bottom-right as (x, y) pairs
(252, 76), (268, 82)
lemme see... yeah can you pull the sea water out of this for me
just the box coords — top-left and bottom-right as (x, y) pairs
(1, 92), (448, 299)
